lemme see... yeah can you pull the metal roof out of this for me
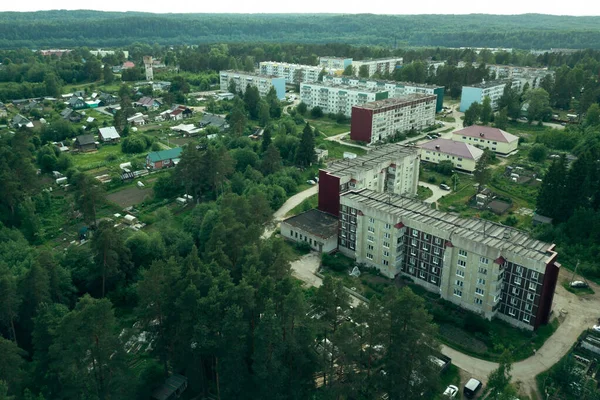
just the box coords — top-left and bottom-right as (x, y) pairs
(282, 209), (339, 239)
(354, 94), (436, 110)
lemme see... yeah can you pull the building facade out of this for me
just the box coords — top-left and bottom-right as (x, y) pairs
(219, 70), (286, 100)
(418, 138), (483, 172)
(352, 57), (403, 77)
(319, 57), (353, 73)
(338, 189), (559, 330)
(453, 125), (519, 155)
(323, 75), (444, 113)
(459, 80), (521, 112)
(258, 62), (322, 84)
(280, 209), (339, 253)
(351, 95), (437, 145)
(318, 143), (420, 217)
(300, 82), (388, 117)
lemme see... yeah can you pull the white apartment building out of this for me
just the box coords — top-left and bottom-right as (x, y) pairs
(323, 75), (444, 113)
(219, 70), (286, 100)
(258, 62), (322, 84)
(458, 62), (554, 90)
(351, 95), (437, 145)
(300, 82), (389, 117)
(352, 58), (403, 77)
(318, 56), (353, 72)
(459, 79), (522, 112)
(339, 189), (559, 330)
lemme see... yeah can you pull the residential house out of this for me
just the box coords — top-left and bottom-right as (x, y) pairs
(67, 96), (86, 110)
(453, 125), (519, 155)
(134, 97), (163, 110)
(127, 113), (147, 126)
(98, 126), (121, 143)
(60, 108), (82, 123)
(122, 61), (136, 70)
(146, 147), (183, 170)
(168, 105), (193, 121)
(198, 113), (229, 131)
(74, 134), (97, 152)
(11, 114), (34, 128)
(0, 102), (7, 118)
(418, 138), (483, 172)
(98, 93), (118, 106)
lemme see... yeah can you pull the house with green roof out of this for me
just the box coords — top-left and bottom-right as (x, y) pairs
(146, 147), (183, 170)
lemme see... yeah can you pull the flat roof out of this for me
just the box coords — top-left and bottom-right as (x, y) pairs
(282, 209), (339, 239)
(354, 94), (437, 110)
(300, 82), (387, 93)
(465, 79), (515, 89)
(260, 61), (321, 69)
(323, 143), (418, 178)
(324, 75), (442, 89)
(419, 138), (483, 160)
(219, 70), (279, 79)
(341, 189), (555, 263)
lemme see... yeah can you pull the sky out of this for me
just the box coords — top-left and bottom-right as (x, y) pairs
(1, 0), (599, 16)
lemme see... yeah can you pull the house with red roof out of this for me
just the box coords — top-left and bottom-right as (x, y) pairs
(452, 125), (519, 155)
(122, 61), (136, 69)
(418, 138), (483, 172)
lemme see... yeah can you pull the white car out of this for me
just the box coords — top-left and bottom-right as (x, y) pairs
(443, 385), (459, 398)
(592, 325), (600, 332)
(570, 280), (588, 288)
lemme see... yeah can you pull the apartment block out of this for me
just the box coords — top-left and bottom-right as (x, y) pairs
(300, 82), (388, 117)
(258, 62), (322, 84)
(318, 143), (420, 217)
(351, 95), (437, 145)
(459, 79), (521, 112)
(319, 56), (353, 72)
(453, 125), (519, 155)
(352, 58), (403, 77)
(323, 75), (444, 113)
(418, 138), (483, 172)
(219, 70), (286, 100)
(458, 62), (554, 89)
(339, 189), (559, 330)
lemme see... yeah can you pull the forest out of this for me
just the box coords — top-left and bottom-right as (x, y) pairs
(2, 11), (600, 49)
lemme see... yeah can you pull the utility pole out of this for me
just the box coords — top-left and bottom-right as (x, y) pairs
(569, 260), (580, 285)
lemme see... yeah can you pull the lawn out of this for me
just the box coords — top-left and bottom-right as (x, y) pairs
(71, 144), (146, 173)
(562, 282), (595, 296)
(286, 193), (318, 217)
(307, 117), (350, 137)
(317, 139), (367, 160)
(437, 116), (456, 123)
(417, 185), (433, 201)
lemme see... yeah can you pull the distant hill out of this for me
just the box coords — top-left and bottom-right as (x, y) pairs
(1, 11), (600, 49)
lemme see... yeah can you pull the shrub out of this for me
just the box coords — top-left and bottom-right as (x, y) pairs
(464, 313), (490, 335)
(310, 106), (324, 119)
(322, 252), (354, 272)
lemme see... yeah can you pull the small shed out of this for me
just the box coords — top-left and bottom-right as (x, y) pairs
(151, 374), (188, 400)
(99, 127), (121, 143)
(74, 134), (97, 152)
(532, 214), (553, 226)
(123, 214), (138, 225)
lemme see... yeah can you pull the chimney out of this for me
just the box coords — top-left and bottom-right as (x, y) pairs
(479, 132), (484, 137)
(435, 145), (440, 149)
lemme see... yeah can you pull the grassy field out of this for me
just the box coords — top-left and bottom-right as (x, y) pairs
(437, 116), (456, 123)
(417, 185), (434, 201)
(562, 281), (595, 296)
(307, 118), (350, 137)
(317, 138), (367, 160)
(286, 193), (318, 217)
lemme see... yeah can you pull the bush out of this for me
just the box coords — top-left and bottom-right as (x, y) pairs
(434, 160), (454, 176)
(463, 313), (490, 335)
(503, 215), (518, 226)
(311, 106), (324, 119)
(322, 252), (354, 272)
(122, 135), (152, 154)
(528, 143), (549, 162)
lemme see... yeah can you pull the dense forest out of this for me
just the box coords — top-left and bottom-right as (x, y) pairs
(2, 11), (600, 49)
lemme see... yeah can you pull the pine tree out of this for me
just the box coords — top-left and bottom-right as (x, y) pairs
(536, 155), (567, 220)
(480, 96), (492, 125)
(261, 144), (282, 175)
(260, 126), (272, 153)
(295, 123), (316, 167)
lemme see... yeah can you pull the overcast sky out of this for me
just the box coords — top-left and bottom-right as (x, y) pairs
(1, 0), (599, 16)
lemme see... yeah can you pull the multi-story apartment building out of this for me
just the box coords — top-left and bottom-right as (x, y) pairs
(219, 70), (286, 100)
(459, 79), (521, 112)
(418, 138), (483, 172)
(258, 62), (322, 84)
(352, 57), (404, 77)
(300, 82), (388, 117)
(453, 125), (519, 155)
(323, 75), (444, 113)
(319, 56), (353, 73)
(339, 189), (559, 330)
(458, 62), (554, 89)
(318, 143), (420, 217)
(351, 95), (437, 145)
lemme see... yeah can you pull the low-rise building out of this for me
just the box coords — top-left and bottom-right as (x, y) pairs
(418, 138), (484, 172)
(323, 75), (444, 113)
(453, 125), (519, 155)
(199, 113), (229, 132)
(352, 57), (403, 77)
(74, 134), (97, 152)
(134, 97), (163, 110)
(339, 189), (559, 330)
(300, 82), (388, 117)
(259, 62), (322, 84)
(351, 94), (436, 145)
(11, 114), (33, 129)
(219, 70), (286, 100)
(146, 147), (183, 170)
(280, 209), (339, 253)
(459, 80), (521, 112)
(98, 126), (121, 143)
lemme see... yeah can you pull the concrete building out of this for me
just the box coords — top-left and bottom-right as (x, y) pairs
(351, 95), (437, 145)
(418, 138), (484, 172)
(143, 56), (154, 81)
(453, 125), (519, 155)
(459, 80), (521, 112)
(458, 62), (553, 90)
(319, 56), (353, 73)
(318, 143), (420, 217)
(352, 57), (403, 77)
(259, 62), (322, 84)
(300, 82), (388, 117)
(339, 189), (559, 330)
(323, 75), (444, 113)
(219, 70), (286, 100)
(280, 209), (339, 253)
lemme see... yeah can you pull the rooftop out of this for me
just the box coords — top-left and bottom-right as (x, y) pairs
(99, 126), (121, 140)
(465, 79), (515, 89)
(323, 143), (418, 178)
(300, 82), (388, 93)
(354, 94), (437, 110)
(147, 147), (183, 162)
(419, 138), (483, 160)
(323, 75), (442, 89)
(282, 209), (339, 239)
(342, 189), (555, 263)
(454, 125), (519, 144)
(220, 70), (279, 79)
(75, 134), (96, 145)
(260, 61), (321, 70)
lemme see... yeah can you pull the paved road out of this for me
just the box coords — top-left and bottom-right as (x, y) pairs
(262, 185), (318, 239)
(419, 182), (449, 204)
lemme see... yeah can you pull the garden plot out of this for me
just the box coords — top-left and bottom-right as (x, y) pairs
(107, 186), (153, 209)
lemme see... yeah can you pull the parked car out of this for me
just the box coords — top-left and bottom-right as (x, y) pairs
(439, 184), (451, 191)
(307, 180), (316, 185)
(592, 325), (600, 332)
(464, 378), (482, 399)
(570, 280), (588, 288)
(426, 135), (433, 139)
(443, 385), (459, 398)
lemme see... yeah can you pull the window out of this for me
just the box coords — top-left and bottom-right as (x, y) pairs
(384, 233), (391, 239)
(368, 226), (375, 233)
(525, 303), (533, 312)
(423, 234), (430, 240)
(422, 244), (429, 251)
(457, 259), (466, 267)
(433, 257), (439, 265)
(531, 271), (539, 280)
(512, 287), (520, 295)
(367, 244), (374, 251)
(290, 230), (293, 236)
(435, 237), (441, 245)
(434, 247), (440, 255)
(459, 249), (467, 257)
(299, 234), (303, 240)
(383, 250), (390, 257)
(480, 257), (489, 264)
(432, 267), (438, 274)
(410, 248), (417, 256)
(368, 235), (375, 242)
(409, 267), (415, 274)
(410, 257), (416, 265)
(508, 308), (516, 316)
(431, 277), (437, 284)
(523, 314), (530, 323)
(412, 229), (418, 237)
(453, 288), (462, 297)
(475, 298), (483, 305)
(385, 223), (391, 230)
(456, 270), (465, 277)
(411, 239), (417, 247)
(527, 293), (535, 301)
(510, 297), (518, 305)
(369, 217), (375, 223)
(309, 238), (312, 245)
(477, 278), (486, 285)
(515, 265), (523, 275)
(366, 253), (373, 260)
(419, 271), (426, 279)
(383, 241), (390, 248)
(529, 282), (536, 291)
(514, 277), (522, 285)
(383, 260), (389, 266)
(478, 267), (487, 275)
(455, 279), (464, 287)
(475, 288), (484, 296)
